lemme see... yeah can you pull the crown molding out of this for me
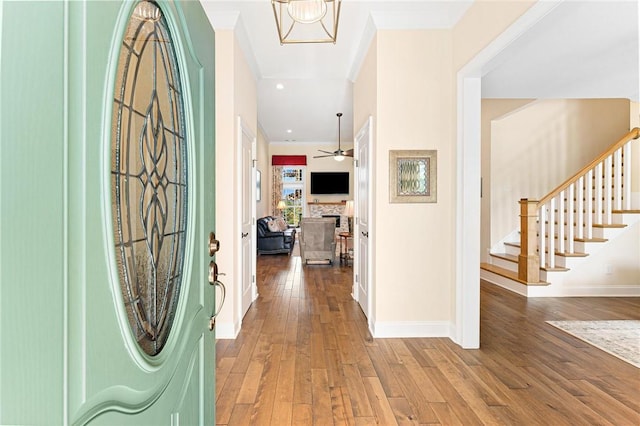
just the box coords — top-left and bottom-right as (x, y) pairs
(202, 8), (261, 81)
(204, 9), (239, 30)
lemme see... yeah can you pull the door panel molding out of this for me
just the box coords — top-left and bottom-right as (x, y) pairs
(72, 305), (206, 423)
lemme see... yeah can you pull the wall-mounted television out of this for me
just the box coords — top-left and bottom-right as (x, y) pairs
(310, 172), (349, 194)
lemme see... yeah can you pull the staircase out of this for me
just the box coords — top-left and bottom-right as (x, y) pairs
(481, 128), (640, 297)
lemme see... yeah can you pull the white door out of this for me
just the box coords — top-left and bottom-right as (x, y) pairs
(354, 117), (373, 321)
(239, 118), (257, 319)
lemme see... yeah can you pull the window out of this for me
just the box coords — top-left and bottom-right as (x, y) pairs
(111, 0), (187, 356)
(281, 167), (305, 226)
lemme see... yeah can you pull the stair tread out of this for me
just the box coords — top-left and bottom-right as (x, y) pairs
(544, 222), (628, 228)
(480, 263), (550, 286)
(506, 239), (609, 245)
(499, 202), (633, 286)
(489, 253), (518, 262)
(555, 252), (588, 257)
(541, 266), (570, 272)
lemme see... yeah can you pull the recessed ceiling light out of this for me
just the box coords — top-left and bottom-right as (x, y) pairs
(286, 129), (292, 133)
(276, 83), (284, 90)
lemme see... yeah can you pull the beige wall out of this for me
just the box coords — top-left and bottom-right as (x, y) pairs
(485, 99), (631, 251)
(354, 30), (455, 325)
(215, 29), (257, 335)
(214, 30), (235, 332)
(351, 0), (541, 333)
(480, 100), (535, 262)
(377, 30), (454, 322)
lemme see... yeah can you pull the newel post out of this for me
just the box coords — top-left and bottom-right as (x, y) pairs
(518, 199), (540, 283)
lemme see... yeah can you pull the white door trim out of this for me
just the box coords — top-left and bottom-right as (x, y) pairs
(455, 1), (562, 348)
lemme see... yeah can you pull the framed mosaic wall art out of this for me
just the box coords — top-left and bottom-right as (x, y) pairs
(389, 150), (437, 203)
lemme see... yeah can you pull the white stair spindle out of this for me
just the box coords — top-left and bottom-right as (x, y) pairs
(614, 148), (622, 211)
(586, 169), (593, 239)
(576, 176), (584, 240)
(623, 141), (631, 210)
(557, 191), (565, 255)
(604, 155), (612, 224)
(548, 198), (556, 268)
(567, 184), (574, 253)
(539, 206), (546, 268)
(595, 163), (603, 226)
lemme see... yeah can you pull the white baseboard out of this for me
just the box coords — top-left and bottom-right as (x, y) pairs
(483, 270), (640, 298)
(372, 320), (452, 338)
(214, 320), (241, 339)
(527, 285), (640, 298)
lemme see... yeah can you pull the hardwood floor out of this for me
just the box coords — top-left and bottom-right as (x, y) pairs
(215, 254), (640, 425)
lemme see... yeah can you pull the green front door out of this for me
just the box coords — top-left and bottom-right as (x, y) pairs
(0, 1), (217, 424)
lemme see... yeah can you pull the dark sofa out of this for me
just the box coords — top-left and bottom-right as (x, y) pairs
(257, 216), (296, 255)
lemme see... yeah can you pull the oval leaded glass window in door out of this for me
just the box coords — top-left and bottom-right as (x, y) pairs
(111, 0), (188, 356)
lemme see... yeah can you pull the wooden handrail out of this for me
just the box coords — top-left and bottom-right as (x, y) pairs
(537, 127), (640, 207)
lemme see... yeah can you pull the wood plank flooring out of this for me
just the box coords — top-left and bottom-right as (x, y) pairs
(216, 254), (640, 425)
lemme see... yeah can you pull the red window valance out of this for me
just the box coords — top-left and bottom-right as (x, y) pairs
(271, 155), (307, 166)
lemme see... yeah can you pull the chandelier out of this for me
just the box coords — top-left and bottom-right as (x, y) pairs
(271, 0), (342, 45)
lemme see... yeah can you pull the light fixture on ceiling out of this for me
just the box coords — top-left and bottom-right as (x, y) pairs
(314, 113), (353, 161)
(271, 0), (342, 45)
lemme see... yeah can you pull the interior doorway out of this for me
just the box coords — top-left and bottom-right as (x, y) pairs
(238, 117), (257, 320)
(353, 117), (373, 326)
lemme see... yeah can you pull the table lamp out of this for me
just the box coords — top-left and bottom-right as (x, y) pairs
(344, 200), (354, 233)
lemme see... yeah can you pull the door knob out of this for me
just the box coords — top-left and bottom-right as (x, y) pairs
(209, 232), (220, 256)
(208, 280), (226, 331)
(208, 261), (226, 284)
(208, 261), (218, 283)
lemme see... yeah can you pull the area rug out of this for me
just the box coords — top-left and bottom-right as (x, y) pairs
(546, 320), (640, 368)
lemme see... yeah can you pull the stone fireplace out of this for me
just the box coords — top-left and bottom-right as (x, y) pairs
(321, 215), (341, 228)
(308, 202), (348, 233)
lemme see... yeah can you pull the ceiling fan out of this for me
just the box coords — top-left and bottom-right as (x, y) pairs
(313, 112), (353, 161)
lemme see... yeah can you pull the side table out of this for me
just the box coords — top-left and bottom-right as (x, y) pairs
(338, 232), (353, 266)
